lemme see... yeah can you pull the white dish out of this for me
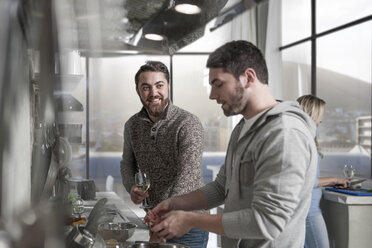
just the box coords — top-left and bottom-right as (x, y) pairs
(350, 178), (366, 186)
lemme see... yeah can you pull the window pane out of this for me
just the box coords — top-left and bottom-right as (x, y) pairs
(317, 0), (372, 33)
(173, 55), (237, 182)
(61, 57), (87, 179)
(281, 0), (311, 46)
(173, 55), (237, 152)
(89, 55), (169, 150)
(317, 21), (371, 83)
(317, 22), (371, 178)
(69, 55), (170, 184)
(281, 42), (311, 100)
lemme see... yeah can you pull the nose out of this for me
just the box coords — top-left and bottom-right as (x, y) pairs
(209, 87), (217, 100)
(149, 86), (159, 97)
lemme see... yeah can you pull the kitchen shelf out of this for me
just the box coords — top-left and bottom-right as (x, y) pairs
(34, 73), (84, 92)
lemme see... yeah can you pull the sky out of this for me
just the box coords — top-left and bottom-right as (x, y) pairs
(282, 0), (372, 83)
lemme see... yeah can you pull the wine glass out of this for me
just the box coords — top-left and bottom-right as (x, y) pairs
(70, 185), (84, 217)
(73, 195), (84, 217)
(343, 164), (355, 179)
(135, 171), (152, 209)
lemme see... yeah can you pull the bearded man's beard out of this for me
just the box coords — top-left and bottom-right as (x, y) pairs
(223, 84), (245, 116)
(142, 97), (170, 117)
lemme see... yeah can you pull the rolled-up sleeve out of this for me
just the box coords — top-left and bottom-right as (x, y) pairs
(199, 164), (226, 209)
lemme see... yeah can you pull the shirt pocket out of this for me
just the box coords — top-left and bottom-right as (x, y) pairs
(239, 158), (255, 187)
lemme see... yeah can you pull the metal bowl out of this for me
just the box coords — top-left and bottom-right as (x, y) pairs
(98, 222), (137, 242)
(127, 242), (189, 248)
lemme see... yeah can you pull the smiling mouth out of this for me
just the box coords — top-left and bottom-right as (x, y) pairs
(148, 98), (161, 104)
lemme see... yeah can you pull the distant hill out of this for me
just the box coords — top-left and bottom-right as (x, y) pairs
(283, 61), (371, 112)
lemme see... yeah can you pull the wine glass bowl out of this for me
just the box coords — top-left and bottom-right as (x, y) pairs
(134, 171), (152, 209)
(73, 196), (84, 216)
(343, 164), (355, 179)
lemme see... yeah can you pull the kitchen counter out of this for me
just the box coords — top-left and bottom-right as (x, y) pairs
(321, 179), (372, 248)
(323, 188), (372, 204)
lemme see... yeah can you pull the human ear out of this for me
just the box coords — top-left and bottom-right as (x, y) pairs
(241, 68), (256, 88)
(167, 81), (171, 92)
(245, 68), (256, 83)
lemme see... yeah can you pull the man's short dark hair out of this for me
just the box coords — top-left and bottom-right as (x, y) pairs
(135, 61), (170, 87)
(206, 40), (269, 85)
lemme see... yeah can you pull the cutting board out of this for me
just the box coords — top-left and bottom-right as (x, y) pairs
(325, 187), (372, 196)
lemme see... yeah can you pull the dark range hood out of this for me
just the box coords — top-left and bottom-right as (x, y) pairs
(25, 0), (265, 55)
(52, 0), (230, 55)
(125, 0), (228, 54)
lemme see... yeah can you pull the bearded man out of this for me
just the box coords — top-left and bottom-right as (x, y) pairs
(120, 61), (209, 248)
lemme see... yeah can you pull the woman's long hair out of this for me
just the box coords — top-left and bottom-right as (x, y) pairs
(297, 95), (326, 157)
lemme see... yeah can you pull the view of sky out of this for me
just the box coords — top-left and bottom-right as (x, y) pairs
(282, 0), (371, 83)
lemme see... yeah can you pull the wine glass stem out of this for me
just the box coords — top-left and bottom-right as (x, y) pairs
(143, 197), (149, 207)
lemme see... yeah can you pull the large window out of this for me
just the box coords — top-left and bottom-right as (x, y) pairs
(172, 54), (237, 181)
(68, 55), (170, 186)
(280, 0), (372, 178)
(88, 56), (169, 153)
(282, 0), (311, 45)
(317, 21), (371, 153)
(281, 42), (311, 99)
(68, 54), (234, 184)
(316, 0), (372, 33)
(173, 55), (234, 153)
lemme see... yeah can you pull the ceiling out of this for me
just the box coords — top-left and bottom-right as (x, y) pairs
(24, 0), (264, 55)
(57, 0), (229, 54)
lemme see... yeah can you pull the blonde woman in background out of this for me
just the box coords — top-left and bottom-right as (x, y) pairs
(297, 95), (350, 248)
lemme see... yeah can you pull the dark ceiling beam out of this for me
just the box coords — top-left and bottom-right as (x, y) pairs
(210, 0), (264, 32)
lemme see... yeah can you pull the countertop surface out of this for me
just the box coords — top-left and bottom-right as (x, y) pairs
(323, 188), (372, 204)
(321, 175), (372, 205)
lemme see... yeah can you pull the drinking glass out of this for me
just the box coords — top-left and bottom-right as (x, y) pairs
(70, 185), (84, 217)
(73, 195), (84, 217)
(135, 171), (152, 209)
(343, 164), (355, 179)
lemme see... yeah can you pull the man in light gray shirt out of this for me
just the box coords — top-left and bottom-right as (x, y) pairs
(147, 41), (317, 248)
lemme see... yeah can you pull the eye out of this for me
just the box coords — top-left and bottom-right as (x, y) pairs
(142, 85), (150, 91)
(156, 84), (164, 89)
(214, 81), (223, 88)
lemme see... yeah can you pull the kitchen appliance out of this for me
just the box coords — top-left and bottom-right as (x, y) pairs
(56, 178), (96, 200)
(127, 242), (189, 248)
(98, 222), (137, 242)
(66, 198), (108, 248)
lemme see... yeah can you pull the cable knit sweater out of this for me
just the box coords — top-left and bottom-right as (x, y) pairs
(120, 102), (205, 207)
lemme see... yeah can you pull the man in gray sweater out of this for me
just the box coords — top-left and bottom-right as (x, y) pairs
(147, 41), (318, 247)
(120, 61), (208, 248)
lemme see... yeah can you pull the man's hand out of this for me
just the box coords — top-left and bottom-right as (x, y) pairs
(143, 198), (172, 228)
(143, 209), (166, 243)
(151, 210), (192, 240)
(144, 198), (173, 223)
(130, 185), (148, 204)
